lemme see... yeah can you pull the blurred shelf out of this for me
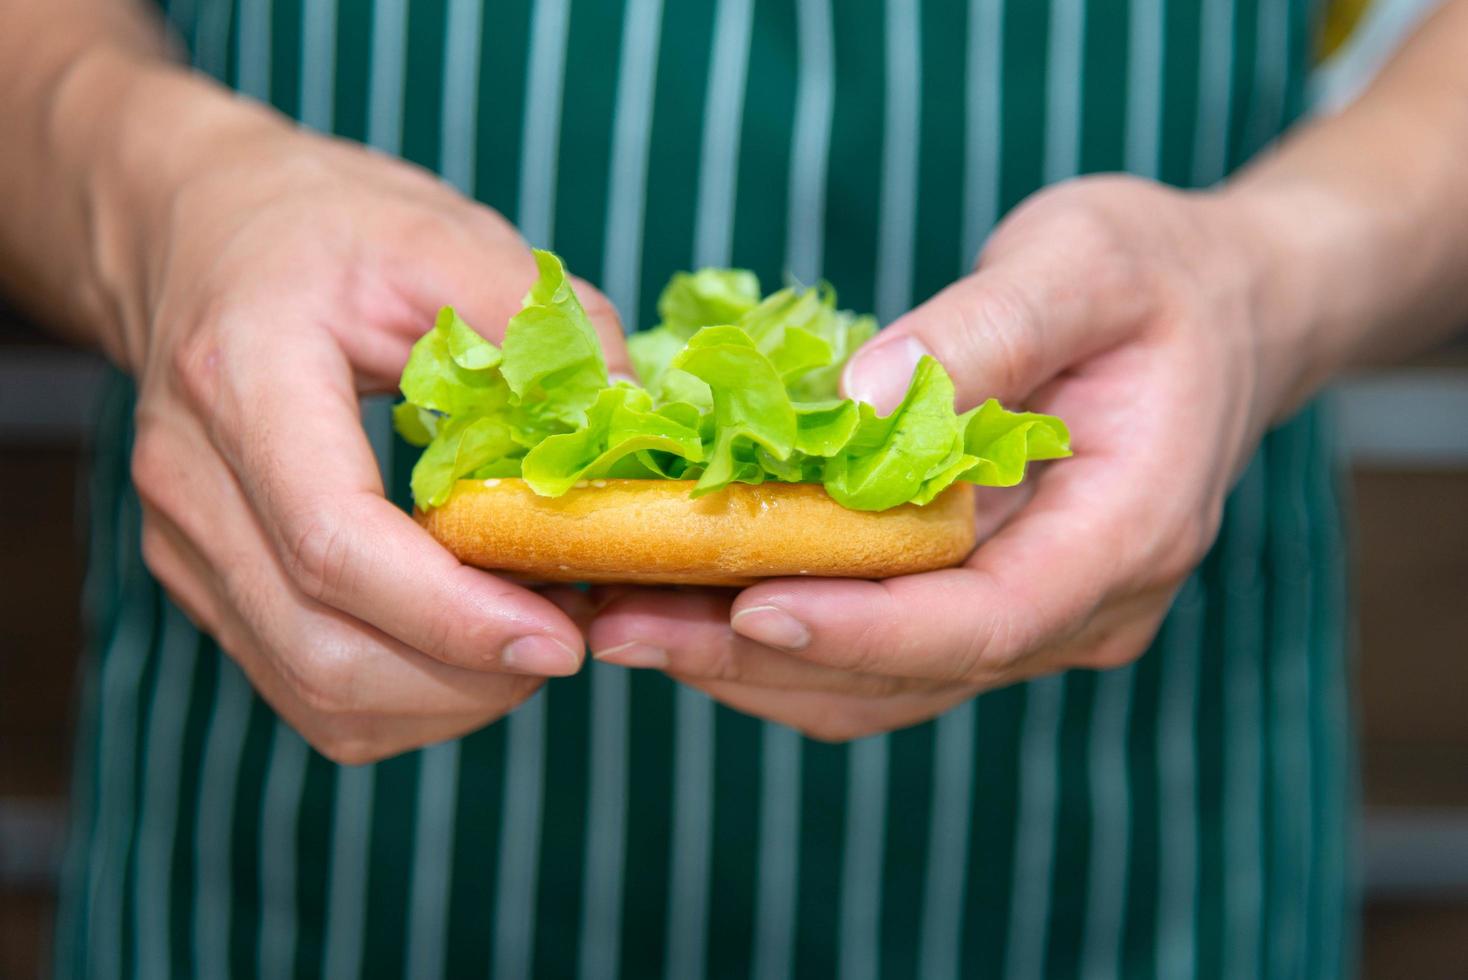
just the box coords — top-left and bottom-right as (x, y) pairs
(1364, 807), (1468, 899)
(1330, 371), (1468, 467)
(1352, 466), (1468, 816)
(0, 799), (64, 889)
(0, 349), (108, 445)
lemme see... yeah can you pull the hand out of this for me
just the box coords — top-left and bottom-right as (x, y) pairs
(117, 100), (633, 763)
(587, 176), (1310, 741)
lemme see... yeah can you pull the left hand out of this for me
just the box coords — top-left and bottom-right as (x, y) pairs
(581, 175), (1316, 741)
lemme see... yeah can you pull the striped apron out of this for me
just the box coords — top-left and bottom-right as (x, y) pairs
(57, 0), (1355, 976)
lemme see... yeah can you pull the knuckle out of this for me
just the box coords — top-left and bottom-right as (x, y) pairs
(1090, 637), (1146, 671)
(955, 282), (1041, 398)
(168, 325), (224, 414)
(311, 726), (387, 767)
(323, 745), (381, 767)
(420, 607), (467, 665)
(827, 588), (903, 675)
(665, 645), (739, 682)
(959, 614), (1029, 678)
(284, 510), (350, 602)
(138, 522), (172, 580)
(423, 577), (531, 665)
(836, 634), (893, 678)
(402, 210), (460, 255)
(1050, 198), (1127, 258)
(129, 429), (175, 513)
(799, 719), (862, 744)
(1154, 514), (1217, 584)
(1079, 631), (1148, 671)
(285, 636), (360, 716)
(698, 642), (744, 682)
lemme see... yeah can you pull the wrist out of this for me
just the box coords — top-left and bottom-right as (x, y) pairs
(1209, 177), (1370, 423)
(51, 48), (290, 371)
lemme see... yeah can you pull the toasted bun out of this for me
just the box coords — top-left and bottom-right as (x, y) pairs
(417, 478), (977, 586)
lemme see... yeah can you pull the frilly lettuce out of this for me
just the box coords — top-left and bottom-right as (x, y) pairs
(397, 249), (1070, 512)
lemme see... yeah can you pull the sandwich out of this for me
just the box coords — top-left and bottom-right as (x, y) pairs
(395, 251), (1069, 586)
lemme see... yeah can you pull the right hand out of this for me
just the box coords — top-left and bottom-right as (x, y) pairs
(115, 95), (632, 764)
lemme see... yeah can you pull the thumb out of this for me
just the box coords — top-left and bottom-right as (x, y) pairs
(841, 246), (1137, 412)
(568, 275), (636, 382)
(841, 274), (1058, 414)
(416, 240), (635, 382)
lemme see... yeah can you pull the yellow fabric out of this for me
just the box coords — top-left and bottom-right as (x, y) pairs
(1321, 0), (1374, 57)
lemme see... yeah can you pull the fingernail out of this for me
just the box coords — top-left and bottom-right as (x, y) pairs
(731, 605), (811, 651)
(592, 641), (669, 669)
(842, 335), (931, 414)
(501, 635), (582, 675)
(608, 371), (639, 386)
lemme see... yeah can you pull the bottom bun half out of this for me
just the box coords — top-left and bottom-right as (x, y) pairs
(417, 478), (977, 586)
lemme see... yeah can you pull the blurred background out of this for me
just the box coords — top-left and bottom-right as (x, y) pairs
(2, 1), (1465, 976)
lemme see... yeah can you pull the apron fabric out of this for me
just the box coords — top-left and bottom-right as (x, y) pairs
(57, 0), (1356, 977)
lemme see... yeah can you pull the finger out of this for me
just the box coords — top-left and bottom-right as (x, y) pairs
(588, 590), (941, 697)
(729, 448), (1184, 683)
(737, 334), (1222, 684)
(370, 226), (634, 386)
(180, 320), (586, 674)
(138, 503), (224, 636)
(403, 232), (635, 380)
(568, 274), (636, 382)
(138, 431), (556, 716)
(231, 631), (535, 764)
(1044, 589), (1174, 673)
(841, 218), (1152, 412)
(539, 584), (599, 633)
(678, 679), (979, 743)
(149, 488), (540, 735)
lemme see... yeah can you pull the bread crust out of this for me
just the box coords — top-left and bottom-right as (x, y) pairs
(417, 478), (977, 586)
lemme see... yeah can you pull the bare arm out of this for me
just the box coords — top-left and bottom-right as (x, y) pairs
(0, 0), (636, 762)
(1235, 0), (1468, 411)
(0, 0), (182, 354)
(588, 0), (1468, 740)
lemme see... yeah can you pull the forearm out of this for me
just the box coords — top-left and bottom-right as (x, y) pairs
(1225, 0), (1468, 411)
(0, 0), (283, 368)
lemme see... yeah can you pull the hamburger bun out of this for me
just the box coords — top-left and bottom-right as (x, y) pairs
(417, 478), (977, 586)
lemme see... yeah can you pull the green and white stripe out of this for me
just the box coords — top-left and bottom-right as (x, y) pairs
(59, 1), (1356, 976)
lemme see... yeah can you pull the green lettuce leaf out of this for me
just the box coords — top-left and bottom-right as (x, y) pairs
(500, 250), (608, 428)
(670, 326), (796, 495)
(521, 386), (704, 495)
(411, 415), (517, 509)
(628, 327), (687, 390)
(467, 457), (525, 479)
(740, 284), (877, 400)
(392, 402), (439, 447)
(957, 399), (1072, 486)
(656, 268), (762, 334)
(443, 307), (502, 370)
(822, 357), (965, 511)
(793, 400), (860, 456)
(400, 306), (511, 416)
(395, 250), (1069, 514)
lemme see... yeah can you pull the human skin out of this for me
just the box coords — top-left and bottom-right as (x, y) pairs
(4, 1), (1467, 757)
(586, 1), (1468, 740)
(0, 0), (634, 763)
